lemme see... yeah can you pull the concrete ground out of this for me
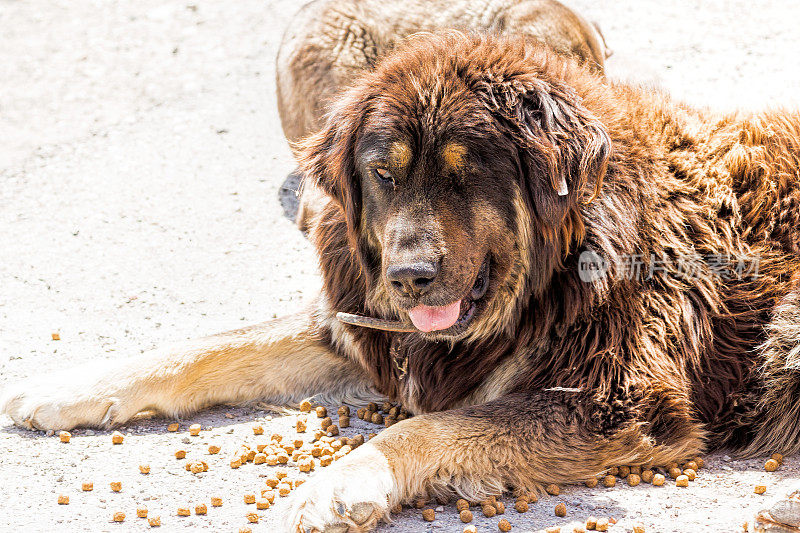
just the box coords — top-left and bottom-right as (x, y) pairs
(1, 0), (799, 531)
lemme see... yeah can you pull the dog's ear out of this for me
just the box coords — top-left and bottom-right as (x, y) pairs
(476, 74), (610, 229)
(294, 91), (368, 234)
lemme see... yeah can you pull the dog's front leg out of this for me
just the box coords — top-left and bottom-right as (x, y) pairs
(285, 389), (701, 533)
(2, 306), (373, 430)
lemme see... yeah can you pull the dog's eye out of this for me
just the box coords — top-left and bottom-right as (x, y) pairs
(372, 167), (394, 186)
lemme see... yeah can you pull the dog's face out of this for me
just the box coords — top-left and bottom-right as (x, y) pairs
(300, 34), (610, 341)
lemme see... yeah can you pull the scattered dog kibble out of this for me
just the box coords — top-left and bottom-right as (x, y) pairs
(422, 508), (435, 521)
(246, 512), (259, 523)
(602, 475), (616, 488)
(189, 424), (202, 436)
(256, 499), (270, 510)
(195, 504), (207, 515)
(208, 444), (221, 455)
(110, 481), (122, 492)
(633, 525), (645, 533)
(595, 517), (610, 532)
(148, 516), (161, 527)
(482, 504), (497, 518)
(167, 423), (179, 432)
(676, 475), (689, 487)
(546, 484), (560, 496)
(139, 464), (150, 474)
(137, 507), (148, 518)
(113, 512), (125, 523)
(668, 467), (682, 479)
(754, 485), (767, 495)
(628, 473), (641, 486)
(652, 473), (666, 486)
(555, 502), (566, 517)
(51, 332), (60, 341)
(299, 400), (313, 412)
(499, 518), (512, 531)
(771, 453), (783, 465)
(82, 482), (93, 491)
(683, 468), (696, 481)
(641, 469), (655, 483)
(59, 431), (71, 443)
(338, 405), (350, 416)
(315, 406), (327, 418)
(57, 495), (69, 505)
(296, 419), (307, 432)
(111, 431), (124, 444)
(460, 509), (473, 522)
(765, 459), (779, 472)
(456, 499), (469, 511)
(514, 500), (528, 513)
(211, 497), (223, 507)
(586, 516), (597, 530)
(464, 526), (477, 533)
(244, 494), (256, 504)
(177, 507), (191, 516)
(585, 478), (599, 488)
(175, 449), (186, 459)
(545, 527), (560, 533)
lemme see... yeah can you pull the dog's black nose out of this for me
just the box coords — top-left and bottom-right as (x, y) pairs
(386, 261), (439, 296)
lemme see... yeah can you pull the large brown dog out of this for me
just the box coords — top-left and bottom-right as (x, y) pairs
(276, 0), (610, 231)
(4, 28), (800, 533)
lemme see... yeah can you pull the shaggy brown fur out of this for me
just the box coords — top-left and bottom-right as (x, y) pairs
(4, 28), (800, 533)
(276, 0), (610, 231)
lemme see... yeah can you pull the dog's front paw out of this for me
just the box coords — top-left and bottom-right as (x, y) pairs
(1, 368), (128, 430)
(283, 444), (396, 533)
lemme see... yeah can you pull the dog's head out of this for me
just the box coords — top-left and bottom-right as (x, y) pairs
(298, 33), (610, 341)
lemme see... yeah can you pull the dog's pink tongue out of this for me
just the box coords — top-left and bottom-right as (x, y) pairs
(407, 301), (461, 332)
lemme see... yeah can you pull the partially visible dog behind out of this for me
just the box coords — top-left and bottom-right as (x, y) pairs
(276, 0), (610, 231)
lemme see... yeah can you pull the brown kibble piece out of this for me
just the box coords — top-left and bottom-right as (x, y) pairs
(695, 457), (705, 468)
(652, 473), (665, 486)
(596, 518), (610, 532)
(574, 527), (587, 533)
(618, 465), (630, 477)
(414, 498), (427, 509)
(754, 485), (767, 494)
(460, 509), (474, 522)
(167, 422), (179, 432)
(514, 500), (529, 513)
(628, 473), (641, 486)
(113, 512), (125, 522)
(208, 444), (221, 455)
(51, 332), (60, 340)
(82, 482), (93, 491)
(668, 467), (682, 479)
(195, 504), (207, 515)
(338, 405), (350, 416)
(339, 416), (350, 428)
(111, 431), (124, 444)
(482, 504), (497, 517)
(422, 508), (435, 521)
(110, 481), (122, 492)
(683, 468), (696, 481)
(499, 518), (512, 532)
(546, 484), (560, 495)
(633, 525), (645, 533)
(555, 502), (567, 517)
(299, 400), (313, 412)
(320, 417), (332, 429)
(148, 516), (161, 527)
(630, 465), (642, 475)
(586, 516), (598, 530)
(253, 453), (266, 465)
(137, 507), (148, 518)
(58, 495), (69, 505)
(175, 449), (186, 459)
(190, 462), (204, 474)
(230, 457), (242, 469)
(177, 507), (190, 516)
(251, 424), (263, 435)
(608, 466), (619, 476)
(244, 493), (256, 504)
(602, 475), (616, 488)
(370, 412), (384, 425)
(59, 431), (71, 443)
(771, 453), (783, 465)
(139, 464), (151, 474)
(327, 425), (339, 436)
(765, 459), (779, 472)
(585, 477), (599, 488)
(296, 419), (307, 432)
(641, 469), (655, 483)
(211, 497), (223, 507)
(247, 512), (259, 523)
(464, 526), (477, 533)
(456, 498), (470, 511)
(256, 499), (270, 510)
(684, 461), (698, 471)
(315, 406), (327, 418)
(676, 475), (689, 487)
(546, 528), (561, 533)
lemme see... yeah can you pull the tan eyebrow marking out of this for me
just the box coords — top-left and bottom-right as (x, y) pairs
(442, 142), (467, 171)
(388, 141), (412, 170)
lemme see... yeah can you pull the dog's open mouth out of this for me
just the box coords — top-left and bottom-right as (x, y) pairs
(407, 257), (490, 333)
(336, 257), (491, 335)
